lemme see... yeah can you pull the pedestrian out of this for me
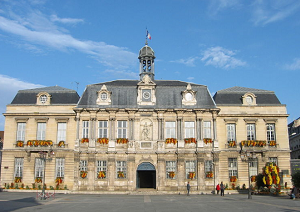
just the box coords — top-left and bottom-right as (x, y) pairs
(216, 183), (220, 195)
(220, 181), (225, 196)
(291, 185), (298, 200)
(187, 181), (190, 196)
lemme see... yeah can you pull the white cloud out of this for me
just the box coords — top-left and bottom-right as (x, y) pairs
(170, 57), (198, 67)
(201, 46), (246, 69)
(187, 77), (195, 81)
(0, 1), (137, 70)
(284, 58), (300, 70)
(207, 0), (241, 16)
(251, 0), (300, 26)
(0, 74), (43, 130)
(50, 15), (84, 25)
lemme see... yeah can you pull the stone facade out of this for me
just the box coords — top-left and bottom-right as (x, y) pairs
(1, 43), (291, 193)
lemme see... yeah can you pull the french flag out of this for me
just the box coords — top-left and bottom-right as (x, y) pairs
(146, 30), (151, 40)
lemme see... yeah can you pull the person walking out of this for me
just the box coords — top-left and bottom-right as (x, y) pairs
(187, 182), (190, 196)
(216, 183), (220, 195)
(220, 181), (225, 196)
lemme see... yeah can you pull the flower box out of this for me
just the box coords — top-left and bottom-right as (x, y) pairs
(35, 177), (42, 183)
(269, 140), (276, 147)
(203, 138), (212, 144)
(80, 171), (88, 179)
(116, 138), (128, 144)
(165, 138), (177, 145)
(168, 172), (175, 179)
(81, 138), (89, 143)
(188, 172), (196, 180)
(206, 171), (213, 178)
(241, 140), (267, 147)
(55, 177), (63, 185)
(97, 138), (109, 144)
(26, 140), (53, 147)
(15, 177), (22, 183)
(184, 138), (196, 144)
(97, 171), (106, 179)
(228, 140), (236, 147)
(118, 171), (125, 178)
(58, 141), (65, 147)
(230, 176), (237, 182)
(16, 141), (24, 147)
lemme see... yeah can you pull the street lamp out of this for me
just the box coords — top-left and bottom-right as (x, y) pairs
(38, 151), (54, 200)
(241, 151), (256, 199)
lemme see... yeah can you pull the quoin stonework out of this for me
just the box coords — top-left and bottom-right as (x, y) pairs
(1, 43), (291, 193)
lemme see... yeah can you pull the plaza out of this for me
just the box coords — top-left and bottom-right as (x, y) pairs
(0, 192), (299, 212)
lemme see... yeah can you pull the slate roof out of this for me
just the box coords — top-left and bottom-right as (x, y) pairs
(77, 80), (216, 109)
(213, 86), (281, 105)
(11, 86), (80, 105)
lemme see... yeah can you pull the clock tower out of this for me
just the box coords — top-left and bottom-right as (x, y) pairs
(138, 41), (155, 81)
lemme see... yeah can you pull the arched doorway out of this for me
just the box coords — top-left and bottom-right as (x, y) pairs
(136, 162), (156, 189)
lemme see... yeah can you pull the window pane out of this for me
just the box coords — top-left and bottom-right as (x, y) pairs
(227, 124), (236, 142)
(185, 122), (194, 138)
(203, 121), (211, 138)
(14, 158), (24, 178)
(166, 122), (176, 138)
(56, 158), (65, 178)
(37, 123), (46, 140)
(57, 123), (67, 143)
(17, 123), (26, 141)
(247, 124), (256, 140)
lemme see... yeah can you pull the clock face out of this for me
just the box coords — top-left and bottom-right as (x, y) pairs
(143, 91), (151, 99)
(39, 95), (48, 103)
(185, 92), (193, 101)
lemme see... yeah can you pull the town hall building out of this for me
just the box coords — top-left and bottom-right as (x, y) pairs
(1, 42), (291, 193)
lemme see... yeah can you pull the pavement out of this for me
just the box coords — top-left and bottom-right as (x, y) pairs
(0, 191), (300, 212)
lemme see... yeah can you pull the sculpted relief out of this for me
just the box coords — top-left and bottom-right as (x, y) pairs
(140, 119), (153, 141)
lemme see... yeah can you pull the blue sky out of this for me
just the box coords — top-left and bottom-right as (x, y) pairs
(0, 0), (300, 130)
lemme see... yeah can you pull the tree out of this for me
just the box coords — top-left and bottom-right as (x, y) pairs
(292, 172), (300, 188)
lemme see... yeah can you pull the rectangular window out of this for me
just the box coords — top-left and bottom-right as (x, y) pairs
(56, 158), (65, 178)
(247, 124), (256, 140)
(98, 121), (108, 138)
(14, 158), (24, 178)
(228, 158), (237, 177)
(266, 123), (276, 142)
(185, 122), (194, 138)
(57, 123), (67, 142)
(35, 158), (44, 178)
(97, 160), (107, 179)
(82, 121), (89, 138)
(116, 161), (127, 178)
(185, 161), (196, 179)
(79, 160), (88, 171)
(165, 121), (176, 138)
(117, 121), (127, 138)
(205, 160), (213, 173)
(227, 124), (236, 142)
(249, 158), (258, 177)
(37, 122), (46, 140)
(166, 161), (176, 179)
(269, 157), (278, 165)
(16, 123), (26, 141)
(203, 121), (211, 138)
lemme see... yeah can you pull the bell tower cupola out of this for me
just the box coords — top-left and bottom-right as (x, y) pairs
(138, 41), (155, 81)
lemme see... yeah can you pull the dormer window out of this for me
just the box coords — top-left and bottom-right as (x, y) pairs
(37, 92), (51, 105)
(96, 85), (111, 105)
(242, 93), (256, 106)
(182, 84), (197, 106)
(39, 95), (48, 103)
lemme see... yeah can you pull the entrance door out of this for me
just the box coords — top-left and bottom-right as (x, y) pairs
(136, 162), (156, 189)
